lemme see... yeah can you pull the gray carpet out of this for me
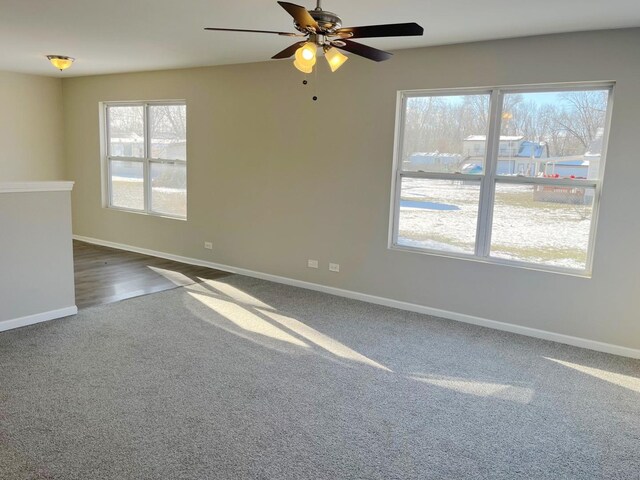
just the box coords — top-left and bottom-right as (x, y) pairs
(1, 275), (639, 480)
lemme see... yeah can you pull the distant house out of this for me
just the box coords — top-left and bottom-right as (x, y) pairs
(541, 157), (588, 178)
(406, 131), (602, 180)
(109, 134), (144, 158)
(462, 135), (549, 175)
(463, 135), (524, 158)
(539, 129), (604, 179)
(534, 129), (604, 204)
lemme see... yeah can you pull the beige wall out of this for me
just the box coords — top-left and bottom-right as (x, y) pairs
(63, 28), (640, 350)
(0, 71), (65, 181)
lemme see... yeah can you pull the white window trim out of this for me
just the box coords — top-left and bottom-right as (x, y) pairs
(388, 82), (615, 277)
(100, 100), (187, 220)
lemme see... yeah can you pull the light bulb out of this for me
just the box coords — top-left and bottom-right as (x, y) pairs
(324, 48), (348, 72)
(295, 43), (317, 67)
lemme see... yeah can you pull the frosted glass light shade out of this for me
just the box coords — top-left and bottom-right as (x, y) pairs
(293, 59), (313, 73)
(293, 43), (317, 72)
(324, 48), (348, 72)
(47, 55), (74, 71)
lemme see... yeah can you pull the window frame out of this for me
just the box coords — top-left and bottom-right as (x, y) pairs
(389, 82), (615, 277)
(101, 100), (187, 220)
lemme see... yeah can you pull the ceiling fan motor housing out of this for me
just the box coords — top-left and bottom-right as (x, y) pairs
(308, 10), (342, 32)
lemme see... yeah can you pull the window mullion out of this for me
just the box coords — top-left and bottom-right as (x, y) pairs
(495, 176), (598, 188)
(104, 105), (112, 207)
(392, 170), (403, 246)
(143, 103), (151, 213)
(400, 171), (484, 182)
(475, 89), (503, 258)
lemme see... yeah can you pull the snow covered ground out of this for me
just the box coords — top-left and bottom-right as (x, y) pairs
(111, 178), (186, 217)
(398, 178), (593, 270)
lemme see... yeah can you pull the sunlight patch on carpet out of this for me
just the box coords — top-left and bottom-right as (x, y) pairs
(259, 309), (392, 372)
(409, 374), (534, 403)
(545, 357), (640, 393)
(148, 266), (195, 286)
(197, 278), (274, 310)
(188, 292), (308, 347)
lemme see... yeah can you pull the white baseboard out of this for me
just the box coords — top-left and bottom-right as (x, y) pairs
(73, 234), (640, 360)
(0, 306), (78, 333)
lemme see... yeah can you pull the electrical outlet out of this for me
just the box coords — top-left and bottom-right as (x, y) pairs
(307, 259), (319, 269)
(329, 263), (340, 272)
(204, 242), (213, 250)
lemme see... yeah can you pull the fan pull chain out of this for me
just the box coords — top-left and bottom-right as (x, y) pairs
(301, 76), (315, 101)
(300, 76), (318, 101)
(312, 63), (319, 102)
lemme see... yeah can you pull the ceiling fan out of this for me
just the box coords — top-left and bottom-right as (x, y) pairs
(205, 0), (424, 73)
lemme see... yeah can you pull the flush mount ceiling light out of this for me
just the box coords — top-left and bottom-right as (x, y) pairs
(46, 55), (75, 71)
(204, 0), (423, 74)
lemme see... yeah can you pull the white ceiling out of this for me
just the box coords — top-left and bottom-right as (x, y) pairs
(0, 0), (638, 77)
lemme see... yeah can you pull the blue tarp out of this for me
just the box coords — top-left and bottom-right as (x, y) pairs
(400, 200), (460, 211)
(517, 141), (546, 158)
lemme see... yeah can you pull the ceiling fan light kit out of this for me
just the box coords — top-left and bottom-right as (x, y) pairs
(324, 47), (348, 72)
(205, 0), (424, 76)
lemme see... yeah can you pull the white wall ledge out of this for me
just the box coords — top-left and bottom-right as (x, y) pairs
(0, 181), (74, 193)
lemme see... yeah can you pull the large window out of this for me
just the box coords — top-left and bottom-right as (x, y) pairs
(103, 101), (187, 219)
(391, 84), (613, 275)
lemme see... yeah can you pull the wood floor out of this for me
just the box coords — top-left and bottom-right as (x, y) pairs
(73, 240), (230, 309)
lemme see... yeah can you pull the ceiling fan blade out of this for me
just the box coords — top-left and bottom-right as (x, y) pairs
(277, 2), (320, 31)
(272, 41), (307, 59)
(337, 39), (392, 62)
(205, 27), (301, 36)
(335, 22), (424, 39)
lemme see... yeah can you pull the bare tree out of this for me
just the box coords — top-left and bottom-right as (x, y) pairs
(555, 91), (607, 151)
(150, 105), (187, 140)
(401, 90), (607, 162)
(108, 106), (144, 137)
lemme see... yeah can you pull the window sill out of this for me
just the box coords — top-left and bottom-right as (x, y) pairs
(388, 243), (592, 279)
(104, 205), (187, 222)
